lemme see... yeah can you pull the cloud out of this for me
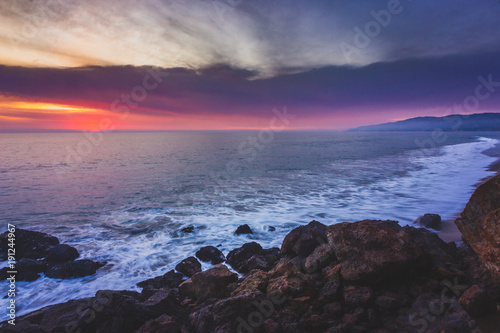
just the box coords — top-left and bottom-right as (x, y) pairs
(1, 51), (499, 130)
(1, 0), (499, 76)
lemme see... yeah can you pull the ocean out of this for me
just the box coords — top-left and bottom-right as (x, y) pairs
(1, 131), (499, 316)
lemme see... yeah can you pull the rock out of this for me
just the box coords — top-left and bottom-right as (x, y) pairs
(231, 270), (269, 296)
(135, 314), (182, 333)
(195, 246), (225, 264)
(226, 242), (263, 273)
(456, 174), (500, 280)
(175, 256), (201, 277)
(235, 224), (253, 235)
(281, 220), (327, 257)
(0, 228), (59, 260)
(397, 293), (479, 332)
(45, 244), (80, 264)
(326, 220), (433, 284)
(343, 286), (373, 308)
(0, 258), (46, 281)
(304, 243), (336, 273)
(458, 284), (496, 316)
(137, 269), (183, 293)
(179, 264), (238, 300)
(181, 226), (194, 233)
(45, 259), (104, 279)
(268, 226), (276, 231)
(413, 213), (441, 230)
(189, 290), (265, 333)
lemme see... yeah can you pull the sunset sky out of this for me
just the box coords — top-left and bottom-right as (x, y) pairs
(0, 0), (499, 131)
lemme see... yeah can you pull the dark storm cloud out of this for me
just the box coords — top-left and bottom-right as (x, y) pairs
(1, 51), (499, 119)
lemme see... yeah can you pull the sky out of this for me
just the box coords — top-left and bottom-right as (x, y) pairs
(0, 0), (499, 131)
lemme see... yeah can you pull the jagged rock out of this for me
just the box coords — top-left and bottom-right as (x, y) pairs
(281, 220), (327, 257)
(45, 244), (80, 264)
(413, 213), (441, 230)
(175, 256), (201, 277)
(397, 292), (479, 332)
(326, 220), (435, 284)
(0, 258), (46, 282)
(235, 224), (253, 235)
(137, 269), (183, 291)
(343, 286), (373, 308)
(179, 264), (237, 301)
(227, 242), (263, 273)
(45, 259), (104, 279)
(189, 290), (266, 333)
(195, 245), (225, 264)
(456, 174), (500, 280)
(231, 269), (269, 296)
(0, 228), (59, 260)
(458, 284), (496, 316)
(135, 314), (182, 333)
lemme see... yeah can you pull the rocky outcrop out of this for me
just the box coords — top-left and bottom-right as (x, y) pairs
(456, 174), (500, 281)
(0, 229), (103, 281)
(174, 256), (201, 277)
(3, 209), (499, 332)
(235, 224), (253, 235)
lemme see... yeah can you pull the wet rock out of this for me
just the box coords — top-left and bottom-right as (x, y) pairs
(0, 228), (59, 260)
(189, 290), (265, 333)
(413, 213), (441, 230)
(45, 244), (80, 264)
(458, 284), (496, 316)
(175, 256), (201, 278)
(326, 220), (432, 284)
(181, 226), (194, 233)
(195, 245), (225, 264)
(456, 174), (500, 280)
(343, 286), (373, 308)
(231, 270), (269, 296)
(268, 226), (276, 231)
(397, 292), (479, 332)
(0, 258), (46, 281)
(281, 220), (327, 257)
(137, 269), (183, 294)
(235, 224), (253, 235)
(45, 259), (104, 279)
(135, 314), (182, 333)
(179, 264), (238, 301)
(227, 242), (263, 273)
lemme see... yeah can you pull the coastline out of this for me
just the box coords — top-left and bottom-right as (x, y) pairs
(438, 141), (500, 243)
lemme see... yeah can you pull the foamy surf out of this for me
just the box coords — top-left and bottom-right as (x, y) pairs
(1, 136), (498, 317)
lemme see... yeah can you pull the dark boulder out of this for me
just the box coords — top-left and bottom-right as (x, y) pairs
(235, 224), (253, 235)
(281, 220), (327, 257)
(226, 242), (263, 273)
(136, 314), (182, 333)
(45, 259), (104, 279)
(413, 213), (441, 230)
(0, 228), (59, 260)
(0, 258), (46, 282)
(45, 244), (80, 264)
(137, 269), (183, 292)
(175, 256), (201, 277)
(195, 246), (225, 264)
(179, 264), (238, 301)
(181, 226), (194, 233)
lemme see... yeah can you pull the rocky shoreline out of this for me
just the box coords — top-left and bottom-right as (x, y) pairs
(1, 175), (500, 332)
